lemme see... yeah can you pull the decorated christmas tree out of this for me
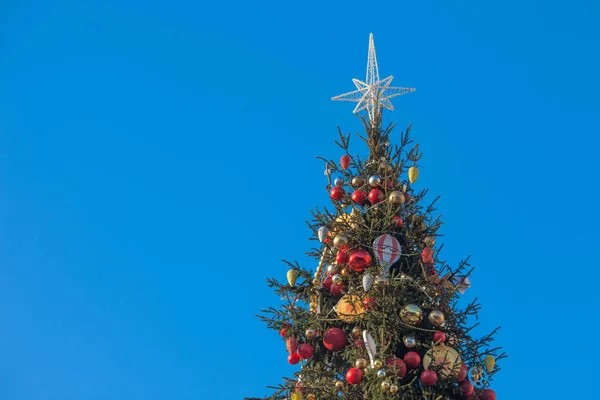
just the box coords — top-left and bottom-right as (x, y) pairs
(253, 34), (504, 400)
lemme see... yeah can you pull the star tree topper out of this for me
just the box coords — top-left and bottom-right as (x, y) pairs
(332, 33), (415, 121)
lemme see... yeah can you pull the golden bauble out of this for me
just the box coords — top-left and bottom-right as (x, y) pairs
(355, 358), (368, 369)
(333, 234), (349, 249)
(373, 359), (383, 369)
(287, 269), (299, 287)
(312, 278), (320, 286)
(389, 190), (405, 205)
(423, 345), (462, 379)
(352, 176), (365, 187)
(352, 326), (362, 337)
(335, 380), (344, 389)
(428, 309), (445, 327)
(335, 295), (366, 323)
(305, 328), (316, 339)
(381, 381), (391, 391)
(332, 274), (343, 285)
(408, 166), (419, 183)
(399, 304), (424, 325)
(306, 394), (316, 400)
(389, 384), (398, 394)
(341, 267), (350, 276)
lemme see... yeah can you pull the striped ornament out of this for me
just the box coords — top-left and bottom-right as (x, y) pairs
(372, 234), (402, 269)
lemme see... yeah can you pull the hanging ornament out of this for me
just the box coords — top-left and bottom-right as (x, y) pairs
(286, 337), (298, 353)
(368, 175), (381, 187)
(484, 355), (495, 372)
(388, 190), (405, 205)
(452, 276), (471, 294)
(288, 353), (301, 365)
(345, 368), (363, 384)
(335, 294), (366, 322)
(306, 395), (315, 400)
(297, 344), (314, 359)
(305, 328), (316, 339)
(330, 186), (345, 201)
(334, 380), (344, 390)
(336, 250), (349, 265)
(351, 190), (366, 205)
(348, 249), (372, 272)
(386, 357), (407, 378)
(403, 351), (421, 369)
(389, 384), (398, 394)
(422, 247), (434, 264)
(456, 363), (468, 382)
(399, 304), (423, 325)
(373, 360), (383, 369)
(317, 226), (329, 243)
(408, 166), (419, 183)
(355, 358), (368, 369)
(376, 369), (386, 378)
(351, 326), (362, 337)
(323, 328), (348, 351)
(341, 267), (350, 276)
(403, 333), (417, 348)
(372, 234), (402, 277)
(326, 264), (339, 276)
(433, 331), (447, 345)
(480, 389), (497, 400)
(287, 269), (299, 287)
(362, 273), (374, 292)
(459, 380), (475, 396)
(420, 370), (437, 386)
(428, 310), (445, 327)
(331, 274), (343, 285)
(362, 330), (377, 367)
(362, 297), (375, 309)
(330, 283), (345, 297)
(291, 390), (302, 400)
(380, 381), (390, 390)
(333, 234), (349, 249)
(279, 327), (287, 337)
(340, 155), (351, 170)
(368, 188), (385, 204)
(392, 215), (403, 227)
(351, 176), (365, 187)
(423, 345), (463, 379)
(334, 177), (345, 187)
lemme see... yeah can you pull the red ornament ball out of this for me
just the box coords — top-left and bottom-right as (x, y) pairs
(323, 328), (348, 351)
(279, 328), (287, 337)
(354, 338), (365, 348)
(336, 250), (349, 265)
(392, 215), (403, 227)
(351, 190), (366, 205)
(480, 389), (496, 400)
(288, 353), (301, 365)
(420, 370), (438, 386)
(368, 188), (384, 204)
(456, 363), (468, 382)
(459, 380), (475, 396)
(403, 351), (421, 369)
(322, 276), (333, 290)
(386, 357), (407, 378)
(422, 247), (434, 263)
(340, 155), (351, 170)
(345, 367), (364, 384)
(330, 187), (345, 201)
(348, 250), (372, 272)
(297, 343), (314, 359)
(363, 297), (375, 309)
(433, 331), (447, 344)
(330, 283), (345, 296)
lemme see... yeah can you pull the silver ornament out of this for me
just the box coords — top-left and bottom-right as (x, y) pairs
(377, 369), (386, 378)
(334, 177), (345, 187)
(318, 226), (329, 243)
(332, 274), (343, 285)
(362, 273), (374, 292)
(368, 175), (381, 187)
(327, 265), (339, 275)
(403, 334), (417, 349)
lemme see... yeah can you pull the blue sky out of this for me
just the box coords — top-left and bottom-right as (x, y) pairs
(1, 1), (599, 399)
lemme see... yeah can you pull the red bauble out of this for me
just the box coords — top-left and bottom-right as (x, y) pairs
(345, 367), (364, 385)
(433, 331), (447, 344)
(340, 155), (351, 170)
(420, 370), (438, 386)
(354, 338), (365, 348)
(297, 343), (314, 359)
(288, 353), (301, 365)
(279, 328), (287, 337)
(352, 190), (366, 205)
(456, 363), (468, 382)
(322, 276), (333, 290)
(368, 188), (384, 204)
(459, 380), (475, 396)
(422, 247), (434, 263)
(363, 297), (375, 309)
(330, 187), (345, 201)
(323, 328), (348, 351)
(330, 283), (345, 296)
(348, 250), (372, 272)
(386, 357), (407, 378)
(336, 250), (349, 265)
(286, 337), (298, 353)
(480, 389), (496, 400)
(403, 351), (421, 369)
(392, 215), (403, 227)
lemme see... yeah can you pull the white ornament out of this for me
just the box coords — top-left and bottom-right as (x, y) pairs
(318, 226), (329, 243)
(362, 273), (374, 292)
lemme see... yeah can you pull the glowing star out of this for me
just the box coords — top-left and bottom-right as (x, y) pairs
(332, 33), (415, 121)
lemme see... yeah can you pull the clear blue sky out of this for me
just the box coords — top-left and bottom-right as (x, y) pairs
(1, 1), (598, 399)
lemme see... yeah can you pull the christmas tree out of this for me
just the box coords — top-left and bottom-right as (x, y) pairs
(253, 34), (504, 400)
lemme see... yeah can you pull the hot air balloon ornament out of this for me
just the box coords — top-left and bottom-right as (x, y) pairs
(372, 234), (402, 278)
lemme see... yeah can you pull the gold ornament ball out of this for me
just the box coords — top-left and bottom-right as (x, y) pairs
(381, 381), (391, 391)
(352, 176), (365, 187)
(341, 267), (350, 277)
(428, 310), (445, 327)
(399, 304), (424, 325)
(374, 359), (383, 369)
(333, 234), (349, 250)
(389, 191), (405, 205)
(355, 358), (368, 369)
(332, 274), (343, 285)
(305, 328), (316, 339)
(389, 384), (398, 394)
(352, 326), (362, 337)
(307, 394), (316, 400)
(312, 278), (320, 286)
(335, 380), (344, 390)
